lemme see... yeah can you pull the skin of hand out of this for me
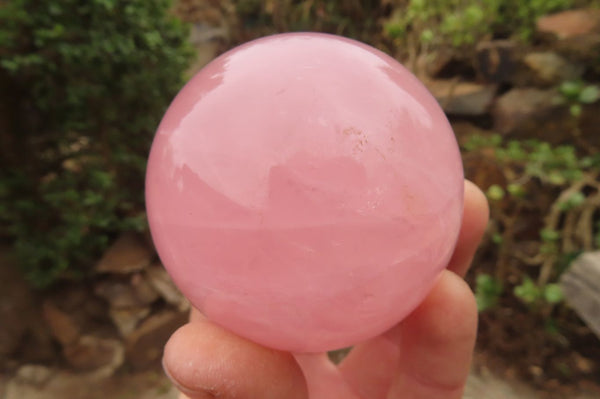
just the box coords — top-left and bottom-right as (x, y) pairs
(162, 180), (489, 399)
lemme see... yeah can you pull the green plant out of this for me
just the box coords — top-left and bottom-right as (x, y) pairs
(558, 80), (600, 118)
(383, 0), (496, 61)
(463, 134), (600, 314)
(475, 273), (504, 311)
(514, 277), (542, 304)
(486, 184), (506, 201)
(500, 0), (574, 40)
(382, 0), (575, 63)
(0, 0), (193, 287)
(495, 140), (588, 184)
(514, 278), (564, 305)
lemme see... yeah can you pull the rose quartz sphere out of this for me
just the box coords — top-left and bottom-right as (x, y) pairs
(146, 33), (463, 353)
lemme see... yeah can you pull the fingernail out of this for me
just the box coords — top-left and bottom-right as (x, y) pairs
(162, 357), (216, 399)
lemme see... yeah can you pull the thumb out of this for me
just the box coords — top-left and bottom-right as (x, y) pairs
(163, 319), (308, 399)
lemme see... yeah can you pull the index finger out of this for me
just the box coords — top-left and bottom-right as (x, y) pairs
(446, 180), (489, 277)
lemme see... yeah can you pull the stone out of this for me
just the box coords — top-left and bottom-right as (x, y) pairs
(574, 354), (595, 374)
(523, 52), (583, 86)
(109, 306), (151, 337)
(95, 275), (159, 309)
(537, 9), (600, 39)
(96, 232), (154, 274)
(415, 49), (455, 78)
(14, 364), (54, 387)
(131, 273), (161, 304)
(0, 249), (55, 365)
(145, 263), (189, 311)
(536, 9), (600, 65)
(475, 40), (518, 84)
(464, 370), (536, 399)
(42, 284), (117, 365)
(0, 374), (7, 399)
(146, 33), (464, 352)
(560, 35), (600, 66)
(46, 284), (109, 326)
(95, 280), (139, 308)
(125, 311), (188, 370)
(492, 88), (570, 142)
(14, 330), (57, 367)
(424, 79), (497, 116)
(63, 335), (124, 373)
(42, 301), (80, 347)
(560, 251), (600, 339)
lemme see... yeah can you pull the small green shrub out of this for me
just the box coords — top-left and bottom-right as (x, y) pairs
(475, 273), (504, 311)
(558, 80), (600, 117)
(463, 134), (600, 313)
(0, 0), (193, 287)
(383, 0), (575, 55)
(498, 0), (575, 40)
(513, 278), (564, 306)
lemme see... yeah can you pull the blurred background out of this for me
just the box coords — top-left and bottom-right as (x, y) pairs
(1, 1), (600, 398)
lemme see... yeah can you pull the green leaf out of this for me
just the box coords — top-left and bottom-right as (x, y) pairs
(548, 170), (567, 185)
(540, 228), (561, 242)
(514, 277), (541, 304)
(420, 29), (434, 43)
(559, 81), (583, 100)
(507, 183), (526, 198)
(579, 85), (600, 104)
(543, 284), (564, 304)
(492, 233), (503, 245)
(506, 141), (526, 160)
(486, 184), (505, 201)
(384, 22), (404, 39)
(490, 134), (502, 147)
(0, 58), (19, 72)
(558, 191), (586, 211)
(570, 103), (582, 118)
(475, 274), (503, 312)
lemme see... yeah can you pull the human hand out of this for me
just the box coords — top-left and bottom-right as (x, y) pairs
(162, 180), (489, 399)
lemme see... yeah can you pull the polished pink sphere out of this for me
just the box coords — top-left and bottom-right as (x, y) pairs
(146, 33), (463, 353)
